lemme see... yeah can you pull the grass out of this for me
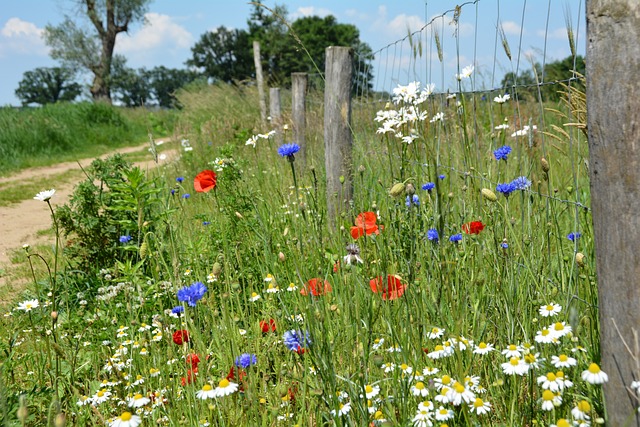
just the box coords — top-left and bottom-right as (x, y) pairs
(0, 102), (178, 176)
(0, 79), (610, 426)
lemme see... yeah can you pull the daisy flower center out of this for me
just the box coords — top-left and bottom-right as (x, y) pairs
(588, 363), (601, 374)
(542, 390), (554, 401)
(219, 379), (230, 388)
(133, 393), (143, 400)
(478, 342), (487, 349)
(473, 398), (484, 408)
(202, 384), (212, 391)
(365, 385), (373, 393)
(120, 412), (132, 421)
(508, 344), (517, 351)
(453, 382), (465, 393)
(559, 354), (568, 361)
(577, 400), (591, 412)
(509, 357), (519, 366)
(546, 372), (557, 381)
(441, 375), (451, 384)
(415, 382), (425, 390)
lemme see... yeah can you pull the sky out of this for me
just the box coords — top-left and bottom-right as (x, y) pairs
(0, 0), (586, 106)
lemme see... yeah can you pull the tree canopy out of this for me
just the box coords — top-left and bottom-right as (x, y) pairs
(15, 67), (82, 106)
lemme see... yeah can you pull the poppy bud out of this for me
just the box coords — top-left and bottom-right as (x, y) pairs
(405, 183), (415, 196)
(51, 311), (58, 323)
(389, 182), (405, 197)
(541, 157), (550, 172)
(212, 262), (222, 276)
(575, 252), (585, 266)
(54, 413), (66, 427)
(278, 252), (285, 262)
(481, 188), (497, 202)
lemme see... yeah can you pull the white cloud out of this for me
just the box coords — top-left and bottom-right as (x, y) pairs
(0, 18), (48, 57)
(501, 21), (522, 35)
(537, 27), (569, 40)
(116, 12), (192, 56)
(291, 7), (333, 20)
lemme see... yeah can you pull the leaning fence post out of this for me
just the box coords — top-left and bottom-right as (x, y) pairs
(586, 1), (640, 425)
(269, 87), (283, 145)
(324, 46), (353, 228)
(253, 41), (267, 125)
(292, 73), (308, 173)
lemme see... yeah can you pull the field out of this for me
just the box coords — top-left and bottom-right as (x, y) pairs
(0, 79), (605, 426)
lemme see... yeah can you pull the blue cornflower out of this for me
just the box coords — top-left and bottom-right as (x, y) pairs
(283, 330), (311, 352)
(170, 189), (177, 195)
(494, 145), (512, 161)
(182, 193), (190, 199)
(496, 182), (516, 197)
(406, 195), (420, 207)
(119, 235), (132, 244)
(235, 353), (257, 368)
(501, 242), (509, 249)
(171, 306), (184, 315)
(422, 182), (435, 192)
(277, 143), (300, 159)
(427, 228), (439, 242)
(449, 233), (462, 243)
(176, 176), (184, 183)
(438, 174), (446, 180)
(177, 282), (208, 307)
(567, 232), (582, 242)
(511, 176), (531, 190)
(203, 221), (210, 226)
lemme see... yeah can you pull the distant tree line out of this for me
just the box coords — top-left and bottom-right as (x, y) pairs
(16, 1), (373, 107)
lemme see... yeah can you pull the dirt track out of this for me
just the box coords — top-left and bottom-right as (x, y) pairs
(0, 141), (177, 299)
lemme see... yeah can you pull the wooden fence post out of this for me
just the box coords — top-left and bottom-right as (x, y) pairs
(324, 46), (353, 228)
(292, 73), (307, 173)
(269, 87), (283, 145)
(586, 1), (640, 425)
(253, 41), (267, 125)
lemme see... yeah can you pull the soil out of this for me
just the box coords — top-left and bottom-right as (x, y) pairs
(0, 140), (178, 301)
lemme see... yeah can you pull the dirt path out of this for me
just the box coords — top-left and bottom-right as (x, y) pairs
(0, 140), (178, 298)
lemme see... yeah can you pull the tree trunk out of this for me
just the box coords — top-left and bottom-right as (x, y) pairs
(586, 1), (640, 425)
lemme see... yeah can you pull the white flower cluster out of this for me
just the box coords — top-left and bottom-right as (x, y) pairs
(245, 130), (276, 147)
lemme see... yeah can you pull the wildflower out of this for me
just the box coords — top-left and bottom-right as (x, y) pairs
(511, 125), (537, 137)
(344, 243), (364, 265)
(412, 408), (435, 427)
(249, 292), (261, 302)
(541, 389), (562, 411)
(277, 143), (300, 160)
(496, 182), (516, 196)
(551, 354), (576, 369)
(399, 363), (413, 375)
(351, 211), (382, 239)
(473, 342), (494, 355)
(411, 381), (430, 397)
(439, 174), (445, 180)
(193, 170), (217, 193)
(234, 353), (257, 368)
(283, 330), (310, 353)
(495, 123), (510, 130)
(406, 194), (420, 206)
(550, 419), (572, 427)
(456, 64), (474, 80)
(127, 393), (150, 408)
(501, 344), (522, 358)
(91, 388), (112, 405)
(462, 221), (485, 235)
(172, 330), (189, 345)
(422, 182), (435, 192)
(493, 145), (512, 161)
(434, 374), (454, 391)
(434, 406), (454, 421)
(259, 319), (276, 333)
(177, 282), (207, 307)
(16, 299), (39, 312)
(469, 397), (492, 415)
(567, 232), (582, 242)
(212, 378), (238, 397)
(493, 93), (510, 103)
(301, 278), (332, 296)
(581, 363), (608, 384)
(539, 303), (562, 317)
(449, 233), (462, 243)
(430, 112), (444, 123)
(537, 372), (564, 392)
(182, 193), (190, 199)
(427, 228), (439, 242)
(34, 189), (56, 202)
(109, 411), (141, 427)
(176, 177), (184, 183)
(511, 176), (531, 190)
(369, 275), (406, 300)
(186, 353), (200, 369)
(331, 401), (352, 417)
(447, 381), (476, 405)
(118, 235), (133, 244)
(502, 357), (528, 376)
(572, 400), (592, 421)
(550, 321), (572, 339)
(365, 384), (380, 399)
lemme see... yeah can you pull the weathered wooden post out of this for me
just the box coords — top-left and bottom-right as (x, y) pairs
(269, 87), (283, 145)
(324, 46), (353, 228)
(586, 2), (640, 425)
(292, 72), (307, 172)
(253, 41), (267, 125)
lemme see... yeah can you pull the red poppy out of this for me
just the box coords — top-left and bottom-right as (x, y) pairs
(186, 353), (200, 369)
(194, 170), (217, 192)
(350, 211), (382, 239)
(462, 221), (485, 235)
(369, 275), (407, 300)
(300, 278), (332, 296)
(259, 319), (277, 334)
(226, 366), (246, 382)
(172, 329), (189, 345)
(181, 367), (197, 386)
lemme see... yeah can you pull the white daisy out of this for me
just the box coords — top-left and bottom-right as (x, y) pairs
(331, 402), (351, 417)
(16, 299), (39, 312)
(571, 400), (592, 421)
(127, 393), (150, 408)
(364, 384), (380, 400)
(469, 397), (492, 415)
(501, 357), (528, 376)
(212, 379), (238, 397)
(109, 412), (141, 427)
(34, 189), (56, 202)
(539, 302), (562, 317)
(249, 292), (261, 302)
(581, 363), (608, 384)
(540, 390), (562, 411)
(473, 342), (494, 355)
(434, 406), (454, 421)
(551, 354), (577, 369)
(493, 93), (511, 103)
(501, 344), (522, 358)
(410, 381), (429, 397)
(428, 327), (445, 339)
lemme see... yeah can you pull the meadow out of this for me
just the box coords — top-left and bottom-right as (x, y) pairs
(0, 74), (605, 426)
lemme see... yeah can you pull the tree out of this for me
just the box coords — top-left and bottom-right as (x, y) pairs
(15, 67), (82, 106)
(109, 55), (151, 107)
(186, 26), (254, 84)
(247, 4), (290, 86)
(146, 66), (200, 108)
(44, 0), (152, 103)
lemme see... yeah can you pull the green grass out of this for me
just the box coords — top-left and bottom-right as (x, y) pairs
(0, 102), (178, 176)
(0, 80), (608, 426)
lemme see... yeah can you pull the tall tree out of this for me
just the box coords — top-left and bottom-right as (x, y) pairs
(109, 55), (151, 107)
(146, 66), (200, 108)
(186, 26), (253, 83)
(44, 0), (152, 103)
(15, 67), (82, 106)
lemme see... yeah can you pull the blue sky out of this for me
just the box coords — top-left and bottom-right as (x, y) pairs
(0, 0), (585, 106)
